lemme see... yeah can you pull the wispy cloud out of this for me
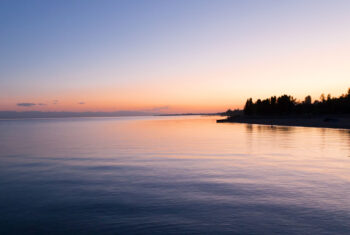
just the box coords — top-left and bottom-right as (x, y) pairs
(52, 100), (59, 105)
(17, 102), (36, 107)
(37, 103), (46, 106)
(78, 102), (85, 105)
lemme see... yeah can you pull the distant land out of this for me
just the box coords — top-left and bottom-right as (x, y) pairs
(0, 111), (222, 119)
(158, 112), (221, 116)
(0, 111), (155, 119)
(218, 88), (350, 129)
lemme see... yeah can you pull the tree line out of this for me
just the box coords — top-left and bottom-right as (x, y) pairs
(243, 88), (350, 116)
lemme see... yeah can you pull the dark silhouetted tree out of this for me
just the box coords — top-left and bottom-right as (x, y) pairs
(241, 88), (350, 116)
(244, 98), (254, 115)
(304, 96), (312, 105)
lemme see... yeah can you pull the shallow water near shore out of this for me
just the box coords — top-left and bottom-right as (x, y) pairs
(0, 116), (350, 234)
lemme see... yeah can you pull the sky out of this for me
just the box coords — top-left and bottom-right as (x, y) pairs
(1, 0), (349, 113)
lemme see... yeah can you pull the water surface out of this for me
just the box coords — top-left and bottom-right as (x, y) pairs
(0, 116), (349, 234)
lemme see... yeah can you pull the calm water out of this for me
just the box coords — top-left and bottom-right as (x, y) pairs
(0, 116), (349, 234)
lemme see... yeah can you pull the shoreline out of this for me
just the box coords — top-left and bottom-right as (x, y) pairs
(217, 115), (350, 130)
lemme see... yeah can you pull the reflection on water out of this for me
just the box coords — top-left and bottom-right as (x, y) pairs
(0, 116), (349, 234)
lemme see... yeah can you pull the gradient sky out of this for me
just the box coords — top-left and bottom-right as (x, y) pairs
(1, 0), (349, 113)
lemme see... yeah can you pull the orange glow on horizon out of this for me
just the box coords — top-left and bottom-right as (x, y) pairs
(1, 86), (349, 114)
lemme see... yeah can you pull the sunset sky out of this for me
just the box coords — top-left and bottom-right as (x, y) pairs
(1, 0), (349, 113)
